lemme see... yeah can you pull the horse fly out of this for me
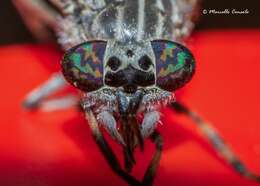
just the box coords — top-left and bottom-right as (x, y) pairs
(15, 0), (260, 185)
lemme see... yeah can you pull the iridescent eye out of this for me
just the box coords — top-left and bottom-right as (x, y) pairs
(61, 41), (107, 92)
(151, 40), (195, 91)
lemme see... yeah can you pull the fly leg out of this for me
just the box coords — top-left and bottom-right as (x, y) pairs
(13, 0), (58, 41)
(85, 109), (143, 186)
(13, 0), (75, 40)
(38, 94), (79, 112)
(170, 101), (260, 182)
(23, 72), (69, 110)
(142, 131), (163, 186)
(140, 110), (162, 186)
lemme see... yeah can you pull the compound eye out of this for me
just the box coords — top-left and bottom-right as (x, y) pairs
(107, 57), (121, 71)
(138, 55), (153, 71)
(151, 40), (195, 91)
(61, 41), (106, 92)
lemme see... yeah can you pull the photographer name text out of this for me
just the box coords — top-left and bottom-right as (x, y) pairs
(203, 9), (250, 15)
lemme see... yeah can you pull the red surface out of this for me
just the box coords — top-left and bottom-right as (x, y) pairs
(0, 30), (260, 186)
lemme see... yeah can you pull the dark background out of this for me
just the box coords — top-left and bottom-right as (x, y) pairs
(0, 0), (259, 45)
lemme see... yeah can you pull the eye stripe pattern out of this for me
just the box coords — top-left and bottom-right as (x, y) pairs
(151, 40), (195, 91)
(62, 41), (106, 92)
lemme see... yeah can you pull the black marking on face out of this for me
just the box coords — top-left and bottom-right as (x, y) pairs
(138, 55), (153, 71)
(107, 57), (122, 71)
(126, 50), (134, 58)
(105, 65), (155, 93)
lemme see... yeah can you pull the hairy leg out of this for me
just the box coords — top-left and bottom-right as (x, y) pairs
(170, 101), (260, 182)
(142, 131), (163, 186)
(39, 94), (79, 111)
(13, 0), (58, 41)
(85, 109), (143, 186)
(23, 72), (67, 110)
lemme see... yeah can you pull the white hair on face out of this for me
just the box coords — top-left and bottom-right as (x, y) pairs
(141, 111), (161, 138)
